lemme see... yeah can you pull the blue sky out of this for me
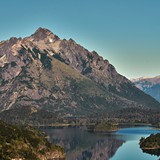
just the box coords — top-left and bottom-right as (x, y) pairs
(0, 0), (160, 78)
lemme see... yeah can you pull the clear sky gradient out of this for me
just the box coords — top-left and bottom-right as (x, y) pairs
(0, 0), (160, 79)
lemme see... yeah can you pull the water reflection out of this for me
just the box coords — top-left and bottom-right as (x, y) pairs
(112, 127), (160, 160)
(116, 127), (160, 157)
(42, 127), (160, 160)
(43, 127), (125, 160)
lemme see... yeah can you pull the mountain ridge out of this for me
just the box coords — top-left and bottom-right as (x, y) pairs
(132, 75), (160, 102)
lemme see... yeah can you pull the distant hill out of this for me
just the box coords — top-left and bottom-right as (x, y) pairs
(132, 76), (160, 102)
(0, 28), (160, 123)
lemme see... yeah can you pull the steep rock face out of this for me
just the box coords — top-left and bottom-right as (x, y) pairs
(132, 76), (160, 102)
(27, 28), (128, 88)
(27, 28), (158, 107)
(0, 28), (160, 122)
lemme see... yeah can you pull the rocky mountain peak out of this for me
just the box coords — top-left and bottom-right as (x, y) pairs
(34, 27), (53, 35)
(30, 27), (60, 42)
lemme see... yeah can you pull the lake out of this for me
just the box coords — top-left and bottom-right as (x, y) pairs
(42, 126), (160, 160)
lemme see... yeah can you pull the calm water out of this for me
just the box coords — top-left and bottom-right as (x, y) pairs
(42, 126), (160, 160)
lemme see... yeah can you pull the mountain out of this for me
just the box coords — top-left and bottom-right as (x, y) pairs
(132, 76), (160, 102)
(0, 28), (160, 123)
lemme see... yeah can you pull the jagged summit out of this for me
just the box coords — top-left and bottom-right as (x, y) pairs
(30, 27), (60, 41)
(34, 27), (54, 36)
(35, 27), (52, 33)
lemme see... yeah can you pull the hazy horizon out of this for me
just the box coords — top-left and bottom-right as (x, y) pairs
(0, 0), (160, 79)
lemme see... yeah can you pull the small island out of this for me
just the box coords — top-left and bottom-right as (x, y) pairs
(139, 133), (160, 156)
(0, 120), (65, 160)
(92, 122), (118, 133)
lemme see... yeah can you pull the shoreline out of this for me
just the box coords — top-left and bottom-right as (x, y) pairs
(34, 122), (154, 127)
(93, 129), (118, 133)
(142, 146), (160, 150)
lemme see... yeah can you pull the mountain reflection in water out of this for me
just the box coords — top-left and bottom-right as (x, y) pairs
(42, 127), (125, 160)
